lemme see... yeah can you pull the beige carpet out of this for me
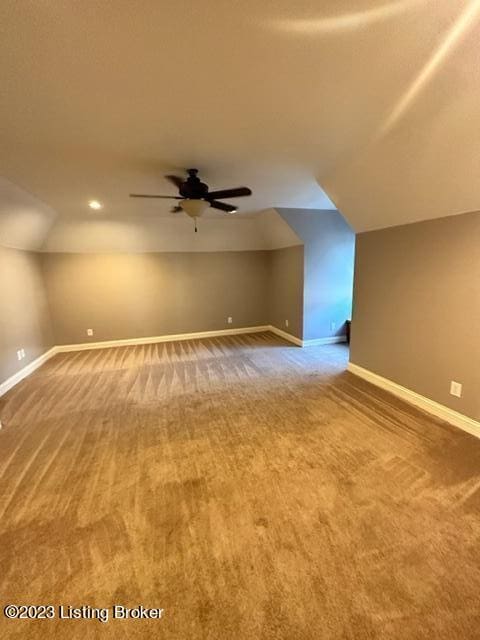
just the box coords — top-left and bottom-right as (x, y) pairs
(0, 332), (479, 639)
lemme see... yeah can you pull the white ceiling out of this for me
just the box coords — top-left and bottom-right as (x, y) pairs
(1, 0), (480, 238)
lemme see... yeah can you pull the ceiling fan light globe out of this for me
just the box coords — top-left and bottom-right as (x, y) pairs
(180, 199), (210, 218)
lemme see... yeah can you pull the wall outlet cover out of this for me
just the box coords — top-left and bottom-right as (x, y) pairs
(285, 319), (289, 327)
(450, 381), (462, 398)
(87, 329), (94, 336)
(227, 317), (233, 324)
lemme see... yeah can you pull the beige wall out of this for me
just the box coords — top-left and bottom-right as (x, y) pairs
(1, 246), (307, 386)
(350, 211), (480, 421)
(269, 245), (304, 339)
(1, 244), (310, 385)
(41, 251), (272, 345)
(0, 245), (53, 382)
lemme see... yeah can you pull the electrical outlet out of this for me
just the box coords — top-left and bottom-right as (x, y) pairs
(227, 317), (233, 324)
(285, 319), (289, 328)
(450, 381), (462, 398)
(87, 329), (94, 337)
(17, 350), (22, 361)
(20, 349), (25, 359)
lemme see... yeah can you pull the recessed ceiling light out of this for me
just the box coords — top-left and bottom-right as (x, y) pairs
(88, 200), (102, 210)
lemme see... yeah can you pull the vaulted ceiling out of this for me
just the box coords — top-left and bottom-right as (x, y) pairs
(1, 0), (480, 244)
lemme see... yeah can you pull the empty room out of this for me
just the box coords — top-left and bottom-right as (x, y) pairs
(1, 2), (479, 639)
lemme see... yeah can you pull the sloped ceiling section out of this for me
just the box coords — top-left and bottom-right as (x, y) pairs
(322, 0), (480, 230)
(43, 208), (301, 253)
(0, 178), (56, 250)
(259, 209), (303, 250)
(0, 177), (301, 253)
(1, 1), (480, 236)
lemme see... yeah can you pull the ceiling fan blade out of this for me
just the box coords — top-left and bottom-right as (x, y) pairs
(209, 200), (237, 213)
(206, 187), (251, 200)
(165, 175), (184, 189)
(130, 193), (183, 199)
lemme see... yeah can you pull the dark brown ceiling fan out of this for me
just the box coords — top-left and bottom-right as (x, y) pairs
(130, 168), (252, 215)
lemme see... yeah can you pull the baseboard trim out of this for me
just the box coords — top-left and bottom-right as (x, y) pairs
(55, 326), (272, 353)
(269, 326), (347, 347)
(0, 328), (271, 396)
(0, 325), (347, 397)
(303, 336), (347, 347)
(268, 325), (303, 346)
(0, 347), (57, 398)
(347, 362), (480, 439)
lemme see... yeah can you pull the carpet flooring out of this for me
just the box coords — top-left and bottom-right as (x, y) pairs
(0, 331), (479, 639)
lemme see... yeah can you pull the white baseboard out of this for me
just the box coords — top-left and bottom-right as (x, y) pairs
(268, 325), (303, 346)
(0, 325), (346, 397)
(303, 336), (347, 347)
(269, 326), (347, 347)
(348, 362), (480, 439)
(0, 347), (57, 398)
(0, 328), (271, 396)
(55, 326), (271, 353)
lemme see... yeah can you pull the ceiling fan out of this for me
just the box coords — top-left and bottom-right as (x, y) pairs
(130, 168), (252, 219)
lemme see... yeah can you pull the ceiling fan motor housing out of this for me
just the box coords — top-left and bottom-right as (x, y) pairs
(130, 168), (251, 214)
(179, 168), (209, 200)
